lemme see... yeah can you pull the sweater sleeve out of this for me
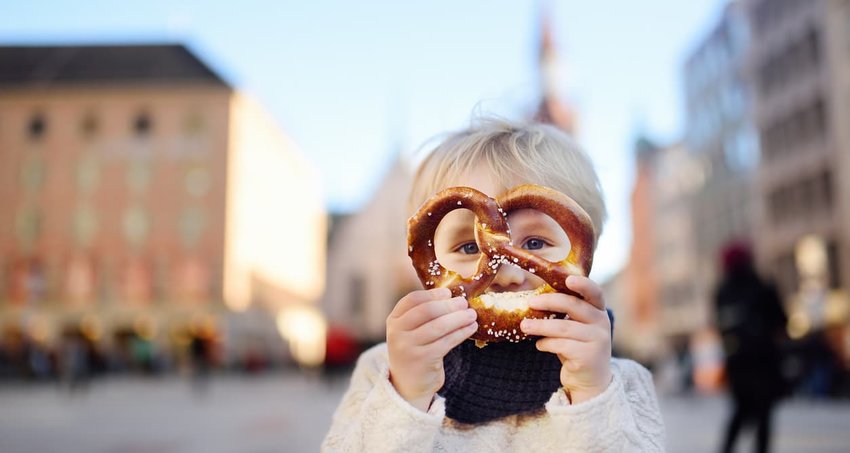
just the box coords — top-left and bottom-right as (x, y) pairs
(321, 343), (445, 453)
(538, 358), (665, 452)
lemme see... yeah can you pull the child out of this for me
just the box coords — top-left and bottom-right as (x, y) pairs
(322, 118), (665, 452)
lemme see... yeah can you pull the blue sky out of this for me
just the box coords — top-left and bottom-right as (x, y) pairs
(1, 0), (727, 281)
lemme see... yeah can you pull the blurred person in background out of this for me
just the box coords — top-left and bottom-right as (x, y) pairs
(189, 332), (212, 395)
(714, 241), (787, 453)
(59, 331), (91, 393)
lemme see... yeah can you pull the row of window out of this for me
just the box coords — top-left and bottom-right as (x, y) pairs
(19, 110), (205, 142)
(752, 0), (807, 37)
(767, 169), (833, 225)
(685, 6), (749, 98)
(15, 205), (208, 250)
(686, 80), (749, 152)
(18, 155), (212, 198)
(760, 97), (827, 161)
(0, 257), (218, 305)
(757, 28), (821, 97)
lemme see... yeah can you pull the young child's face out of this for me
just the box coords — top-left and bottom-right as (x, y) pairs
(432, 170), (572, 293)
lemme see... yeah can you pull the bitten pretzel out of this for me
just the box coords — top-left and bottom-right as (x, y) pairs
(407, 184), (596, 344)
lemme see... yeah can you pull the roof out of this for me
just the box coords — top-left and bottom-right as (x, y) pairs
(0, 44), (229, 88)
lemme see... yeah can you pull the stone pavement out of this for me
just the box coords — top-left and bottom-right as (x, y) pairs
(662, 393), (850, 452)
(1, 372), (848, 452)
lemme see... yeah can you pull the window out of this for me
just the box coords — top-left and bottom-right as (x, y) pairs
(760, 96), (827, 161)
(185, 167), (211, 197)
(819, 170), (833, 209)
(133, 112), (152, 137)
(826, 240), (842, 289)
(16, 207), (42, 249)
(76, 154), (100, 193)
(179, 206), (206, 248)
(126, 161), (151, 193)
(20, 156), (46, 191)
(183, 112), (205, 136)
(73, 205), (98, 248)
(757, 28), (821, 97)
(80, 113), (98, 139)
(724, 126), (759, 171)
(28, 114), (46, 141)
(123, 205), (149, 247)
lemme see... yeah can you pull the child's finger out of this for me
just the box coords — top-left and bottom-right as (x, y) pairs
(565, 275), (605, 310)
(389, 288), (452, 320)
(412, 308), (477, 345)
(535, 336), (584, 357)
(528, 293), (605, 324)
(520, 318), (595, 342)
(430, 320), (478, 356)
(397, 297), (468, 331)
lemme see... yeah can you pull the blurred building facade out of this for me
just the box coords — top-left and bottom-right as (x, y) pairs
(0, 44), (325, 372)
(743, 0), (850, 375)
(683, 0), (758, 322)
(321, 156), (419, 344)
(617, 2), (758, 365)
(745, 0), (849, 300)
(613, 0), (850, 390)
(617, 138), (661, 362)
(616, 138), (705, 363)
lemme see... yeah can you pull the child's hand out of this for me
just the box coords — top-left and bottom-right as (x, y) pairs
(386, 287), (478, 412)
(520, 275), (612, 404)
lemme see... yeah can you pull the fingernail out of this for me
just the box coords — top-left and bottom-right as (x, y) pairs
(466, 308), (477, 320)
(520, 319), (531, 331)
(452, 298), (467, 309)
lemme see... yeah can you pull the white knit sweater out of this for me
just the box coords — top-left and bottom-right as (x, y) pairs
(322, 343), (665, 452)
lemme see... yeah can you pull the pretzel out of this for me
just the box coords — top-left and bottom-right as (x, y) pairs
(407, 184), (596, 344)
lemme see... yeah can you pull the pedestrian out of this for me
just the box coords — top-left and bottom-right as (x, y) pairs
(189, 333), (211, 395)
(322, 118), (665, 452)
(715, 241), (787, 453)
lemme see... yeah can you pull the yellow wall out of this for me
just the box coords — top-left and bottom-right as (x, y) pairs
(224, 94), (326, 312)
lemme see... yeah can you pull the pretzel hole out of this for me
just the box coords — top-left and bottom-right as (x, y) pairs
(504, 209), (572, 265)
(433, 208), (483, 278)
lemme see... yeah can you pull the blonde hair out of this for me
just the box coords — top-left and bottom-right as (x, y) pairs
(409, 117), (607, 241)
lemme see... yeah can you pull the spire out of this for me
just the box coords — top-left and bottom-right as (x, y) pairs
(539, 9), (557, 96)
(532, 5), (577, 135)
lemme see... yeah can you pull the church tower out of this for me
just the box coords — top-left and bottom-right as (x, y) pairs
(532, 10), (578, 135)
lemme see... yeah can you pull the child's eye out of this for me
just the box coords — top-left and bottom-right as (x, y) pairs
(458, 242), (480, 255)
(522, 238), (547, 250)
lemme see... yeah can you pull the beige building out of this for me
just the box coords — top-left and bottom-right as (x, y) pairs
(614, 138), (704, 363)
(0, 45), (325, 365)
(744, 0), (850, 300)
(321, 157), (419, 343)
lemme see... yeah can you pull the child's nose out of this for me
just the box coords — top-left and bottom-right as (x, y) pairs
(488, 262), (526, 293)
